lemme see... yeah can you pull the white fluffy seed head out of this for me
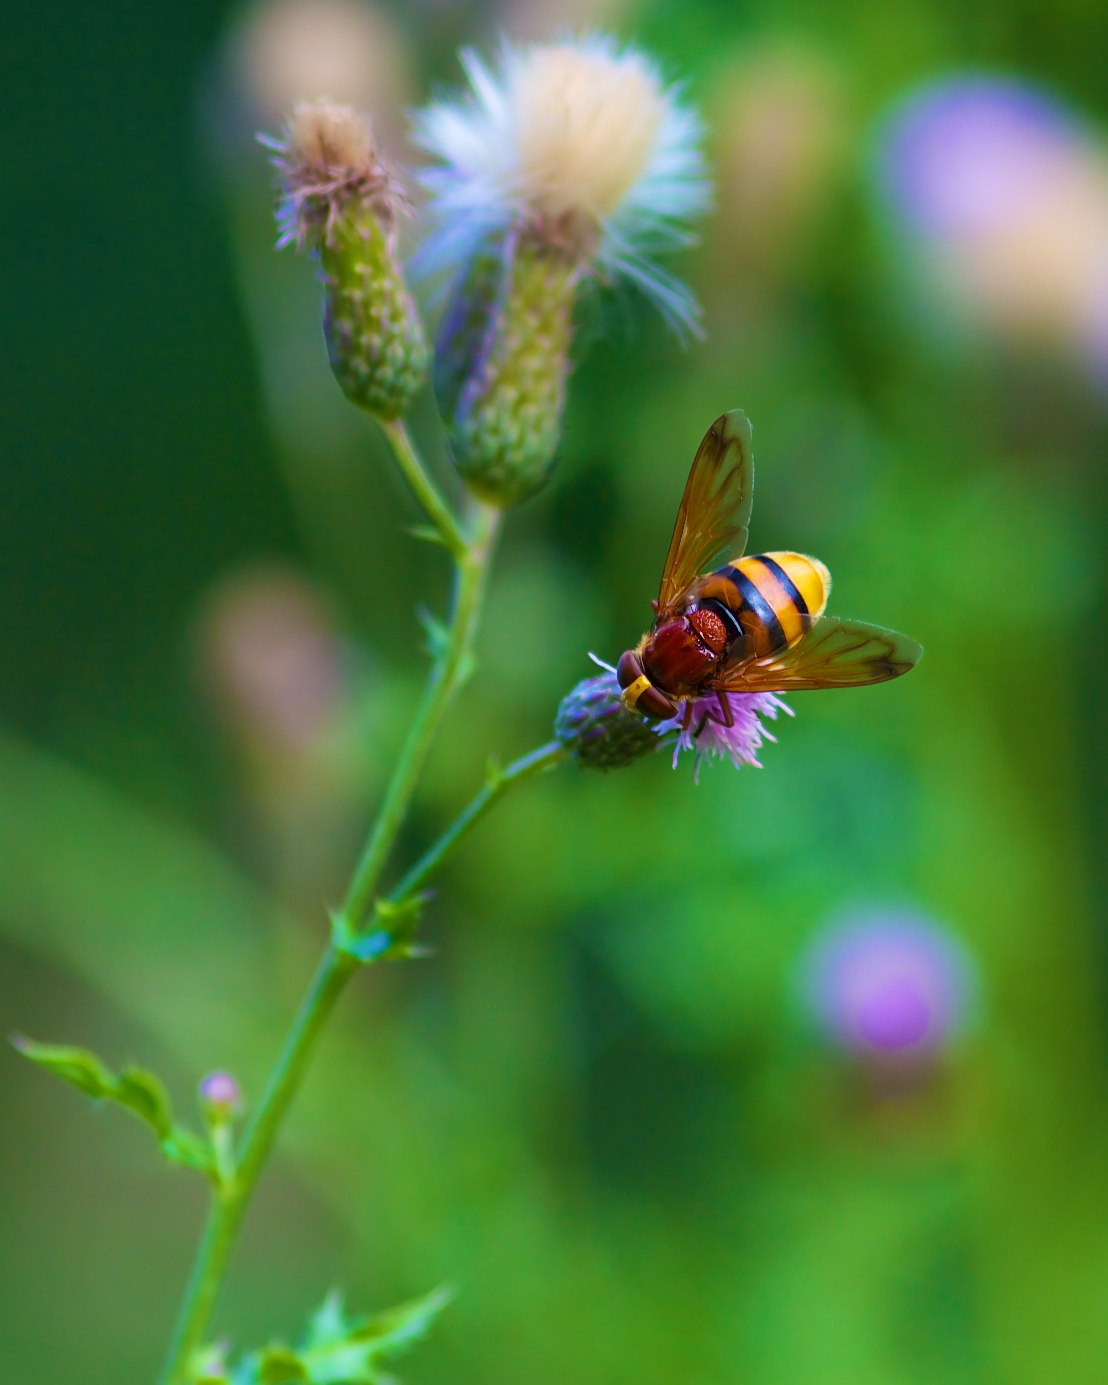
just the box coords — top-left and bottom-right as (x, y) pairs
(508, 43), (665, 226)
(413, 35), (710, 335)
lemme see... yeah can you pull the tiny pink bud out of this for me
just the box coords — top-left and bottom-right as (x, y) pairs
(200, 1070), (242, 1115)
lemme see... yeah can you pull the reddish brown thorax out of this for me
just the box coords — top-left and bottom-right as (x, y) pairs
(642, 609), (726, 696)
(688, 606), (728, 653)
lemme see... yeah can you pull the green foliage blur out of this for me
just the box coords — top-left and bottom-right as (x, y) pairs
(4, 0), (1108, 1381)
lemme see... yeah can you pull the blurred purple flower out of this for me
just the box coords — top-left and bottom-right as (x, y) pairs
(801, 910), (975, 1056)
(881, 77), (1081, 237)
(876, 75), (1108, 369)
(656, 690), (792, 782)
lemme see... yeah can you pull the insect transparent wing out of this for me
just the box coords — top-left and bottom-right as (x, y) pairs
(657, 411), (755, 619)
(712, 616), (922, 692)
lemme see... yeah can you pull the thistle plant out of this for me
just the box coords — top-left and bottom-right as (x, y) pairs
(11, 31), (917, 1385)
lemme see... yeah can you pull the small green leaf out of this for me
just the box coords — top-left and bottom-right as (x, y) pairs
(164, 1127), (216, 1175)
(372, 896), (425, 954)
(13, 1035), (214, 1176)
(13, 1037), (115, 1098)
(189, 1342), (231, 1385)
(407, 524), (449, 549)
(416, 608), (450, 662)
(117, 1065), (173, 1138)
(453, 647), (477, 689)
(256, 1346), (309, 1384)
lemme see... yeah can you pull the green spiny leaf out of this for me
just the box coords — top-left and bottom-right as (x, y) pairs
(346, 1287), (454, 1354)
(226, 1287), (451, 1385)
(302, 1344), (378, 1384)
(304, 1291), (349, 1350)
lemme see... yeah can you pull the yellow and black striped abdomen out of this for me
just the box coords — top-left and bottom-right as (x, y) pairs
(695, 551), (831, 657)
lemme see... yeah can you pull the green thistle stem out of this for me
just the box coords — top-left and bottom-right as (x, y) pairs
(156, 443), (500, 1385)
(156, 946), (355, 1385)
(386, 741), (566, 909)
(378, 416), (466, 558)
(337, 498), (500, 935)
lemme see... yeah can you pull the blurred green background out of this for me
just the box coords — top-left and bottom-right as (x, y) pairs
(5, 0), (1108, 1381)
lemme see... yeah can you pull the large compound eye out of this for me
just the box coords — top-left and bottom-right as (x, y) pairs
(616, 649), (644, 689)
(636, 686), (679, 720)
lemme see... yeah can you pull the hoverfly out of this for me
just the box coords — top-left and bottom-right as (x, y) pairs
(616, 410), (922, 723)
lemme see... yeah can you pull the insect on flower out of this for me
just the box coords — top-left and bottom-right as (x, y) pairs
(617, 412), (922, 730)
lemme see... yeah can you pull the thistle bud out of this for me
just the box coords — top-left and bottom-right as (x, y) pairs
(269, 100), (427, 419)
(554, 671), (660, 770)
(437, 240), (576, 507)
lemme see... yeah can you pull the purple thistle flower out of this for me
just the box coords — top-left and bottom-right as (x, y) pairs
(879, 76), (1082, 239)
(801, 911), (975, 1057)
(655, 689), (793, 782)
(876, 74), (1108, 372)
(582, 657), (793, 780)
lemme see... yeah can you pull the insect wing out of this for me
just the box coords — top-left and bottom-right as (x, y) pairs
(713, 616), (922, 692)
(656, 410), (754, 620)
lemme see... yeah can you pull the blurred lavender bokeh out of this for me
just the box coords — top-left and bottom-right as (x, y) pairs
(800, 910), (976, 1057)
(876, 74), (1108, 378)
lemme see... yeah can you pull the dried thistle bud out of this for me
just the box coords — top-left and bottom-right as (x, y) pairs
(554, 671), (660, 771)
(269, 100), (427, 419)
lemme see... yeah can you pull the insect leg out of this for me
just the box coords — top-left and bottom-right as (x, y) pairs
(716, 690), (734, 728)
